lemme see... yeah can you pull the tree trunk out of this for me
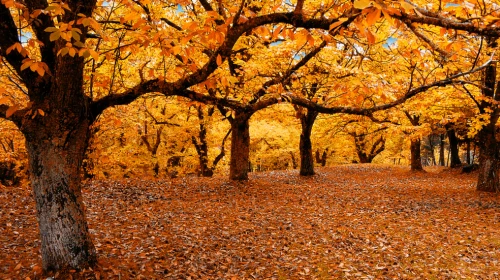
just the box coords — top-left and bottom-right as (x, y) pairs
(466, 141), (471, 165)
(439, 134), (445, 166)
(22, 112), (97, 272)
(476, 122), (500, 192)
(16, 35), (98, 270)
(229, 111), (251, 180)
(428, 135), (436, 166)
(410, 138), (423, 171)
(192, 106), (213, 177)
(476, 60), (500, 192)
(447, 128), (462, 168)
(299, 110), (318, 176)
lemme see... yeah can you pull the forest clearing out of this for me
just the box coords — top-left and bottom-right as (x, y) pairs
(2, 165), (499, 279)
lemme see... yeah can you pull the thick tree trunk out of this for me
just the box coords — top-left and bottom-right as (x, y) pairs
(299, 110), (318, 176)
(229, 111), (251, 180)
(476, 60), (500, 192)
(23, 116), (96, 272)
(19, 43), (98, 271)
(447, 128), (462, 168)
(476, 123), (499, 192)
(410, 138), (424, 171)
(357, 152), (370, 163)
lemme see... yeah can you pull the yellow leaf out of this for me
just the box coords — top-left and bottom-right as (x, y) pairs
(354, 0), (372, 9)
(49, 30), (61, 41)
(6, 104), (19, 118)
(400, 1), (415, 12)
(382, 9), (394, 25)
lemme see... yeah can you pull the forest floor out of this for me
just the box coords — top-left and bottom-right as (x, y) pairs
(1, 164), (500, 279)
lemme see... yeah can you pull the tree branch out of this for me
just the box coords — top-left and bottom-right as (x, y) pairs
(0, 4), (27, 79)
(276, 58), (494, 115)
(24, 0), (56, 68)
(91, 11), (360, 117)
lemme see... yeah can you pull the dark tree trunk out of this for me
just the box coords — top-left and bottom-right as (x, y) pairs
(192, 106), (213, 177)
(466, 140), (471, 165)
(320, 150), (327, 167)
(476, 123), (499, 191)
(26, 128), (97, 271)
(290, 152), (298, 169)
(446, 128), (462, 168)
(428, 135), (436, 166)
(476, 60), (500, 192)
(439, 134), (446, 166)
(229, 111), (251, 180)
(299, 110), (318, 176)
(410, 138), (424, 171)
(353, 135), (385, 164)
(20, 62), (97, 271)
(404, 112), (423, 171)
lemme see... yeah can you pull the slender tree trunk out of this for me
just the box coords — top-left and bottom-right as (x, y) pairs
(410, 138), (423, 171)
(466, 141), (471, 165)
(192, 106), (213, 177)
(22, 109), (97, 272)
(439, 134), (445, 166)
(299, 110), (318, 176)
(447, 128), (462, 168)
(229, 111), (251, 180)
(428, 135), (436, 166)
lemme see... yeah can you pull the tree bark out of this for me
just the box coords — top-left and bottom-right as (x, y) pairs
(299, 110), (318, 176)
(410, 138), (424, 171)
(446, 128), (462, 168)
(439, 134), (445, 166)
(25, 127), (97, 271)
(476, 122), (499, 191)
(428, 135), (436, 166)
(466, 140), (471, 165)
(192, 106), (213, 177)
(229, 111), (251, 180)
(476, 60), (500, 192)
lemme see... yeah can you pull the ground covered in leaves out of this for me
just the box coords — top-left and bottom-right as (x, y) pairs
(1, 165), (500, 279)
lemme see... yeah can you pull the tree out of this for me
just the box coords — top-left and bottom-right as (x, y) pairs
(346, 121), (387, 164)
(0, 0), (361, 270)
(2, 0), (499, 273)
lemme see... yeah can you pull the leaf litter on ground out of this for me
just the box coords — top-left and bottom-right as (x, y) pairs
(1, 164), (500, 279)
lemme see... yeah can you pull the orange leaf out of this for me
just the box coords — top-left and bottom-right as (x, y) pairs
(365, 9), (381, 26)
(6, 105), (19, 118)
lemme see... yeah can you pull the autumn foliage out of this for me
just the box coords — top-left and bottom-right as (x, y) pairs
(3, 0), (500, 276)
